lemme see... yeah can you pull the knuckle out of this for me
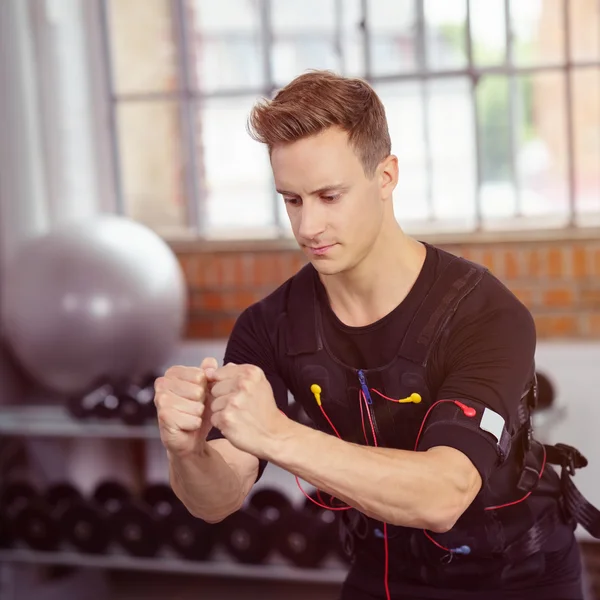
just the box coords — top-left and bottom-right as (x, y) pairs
(154, 391), (169, 408)
(237, 378), (251, 392)
(164, 365), (179, 378)
(243, 364), (260, 378)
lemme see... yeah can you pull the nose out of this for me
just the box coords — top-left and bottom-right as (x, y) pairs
(297, 201), (326, 242)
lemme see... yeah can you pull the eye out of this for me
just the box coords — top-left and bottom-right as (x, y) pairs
(283, 196), (301, 206)
(322, 194), (340, 202)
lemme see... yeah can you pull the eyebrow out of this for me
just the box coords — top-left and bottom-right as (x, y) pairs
(276, 184), (349, 196)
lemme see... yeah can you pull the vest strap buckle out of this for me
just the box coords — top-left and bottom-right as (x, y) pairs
(547, 443), (588, 476)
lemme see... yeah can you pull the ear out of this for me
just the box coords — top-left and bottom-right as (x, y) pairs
(378, 155), (399, 199)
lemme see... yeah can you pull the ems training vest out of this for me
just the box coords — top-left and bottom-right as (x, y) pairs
(274, 252), (600, 589)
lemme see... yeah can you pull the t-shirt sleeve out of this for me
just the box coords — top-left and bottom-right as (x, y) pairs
(418, 291), (537, 482)
(206, 304), (289, 483)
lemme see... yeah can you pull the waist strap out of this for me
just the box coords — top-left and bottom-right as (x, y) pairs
(506, 442), (600, 562)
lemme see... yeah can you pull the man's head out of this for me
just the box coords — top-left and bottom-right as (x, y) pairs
(248, 71), (399, 276)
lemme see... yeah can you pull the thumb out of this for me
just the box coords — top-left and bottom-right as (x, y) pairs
(200, 356), (219, 377)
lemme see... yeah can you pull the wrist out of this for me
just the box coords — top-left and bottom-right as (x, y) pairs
(263, 415), (301, 462)
(167, 440), (209, 463)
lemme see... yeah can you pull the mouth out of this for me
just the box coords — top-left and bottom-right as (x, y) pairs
(305, 244), (336, 256)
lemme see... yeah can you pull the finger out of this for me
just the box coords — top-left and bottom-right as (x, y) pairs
(200, 356), (219, 371)
(155, 376), (206, 402)
(210, 378), (239, 399)
(163, 365), (205, 385)
(157, 408), (203, 433)
(154, 391), (206, 417)
(210, 394), (234, 414)
(205, 363), (241, 382)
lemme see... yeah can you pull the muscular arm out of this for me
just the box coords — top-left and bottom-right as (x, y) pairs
(172, 304), (288, 523)
(169, 439), (259, 524)
(263, 426), (480, 533)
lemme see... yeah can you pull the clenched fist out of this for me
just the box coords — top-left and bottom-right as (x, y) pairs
(154, 357), (219, 457)
(206, 363), (288, 458)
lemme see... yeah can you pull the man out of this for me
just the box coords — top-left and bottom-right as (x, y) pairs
(154, 71), (590, 599)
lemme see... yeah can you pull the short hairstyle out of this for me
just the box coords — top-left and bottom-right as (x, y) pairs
(247, 70), (392, 178)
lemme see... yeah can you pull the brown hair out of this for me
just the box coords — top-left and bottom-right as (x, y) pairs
(247, 70), (392, 178)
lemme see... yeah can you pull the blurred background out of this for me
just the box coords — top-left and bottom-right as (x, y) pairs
(0, 0), (599, 599)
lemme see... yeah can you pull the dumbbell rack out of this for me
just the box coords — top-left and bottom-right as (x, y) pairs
(0, 404), (349, 598)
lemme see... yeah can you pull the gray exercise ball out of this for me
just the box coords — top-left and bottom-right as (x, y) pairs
(1, 215), (187, 396)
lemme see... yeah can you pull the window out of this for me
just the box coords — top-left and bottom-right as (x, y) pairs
(101, 0), (600, 240)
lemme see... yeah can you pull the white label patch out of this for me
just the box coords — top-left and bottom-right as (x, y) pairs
(479, 408), (505, 444)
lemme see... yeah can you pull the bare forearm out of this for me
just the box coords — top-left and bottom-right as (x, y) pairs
(264, 421), (477, 532)
(168, 444), (243, 523)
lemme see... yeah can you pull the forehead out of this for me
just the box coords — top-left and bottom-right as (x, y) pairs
(270, 128), (363, 189)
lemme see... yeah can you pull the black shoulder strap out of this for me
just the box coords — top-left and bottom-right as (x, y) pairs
(398, 255), (487, 366)
(283, 264), (321, 356)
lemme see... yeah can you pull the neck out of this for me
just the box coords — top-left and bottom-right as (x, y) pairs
(319, 222), (426, 327)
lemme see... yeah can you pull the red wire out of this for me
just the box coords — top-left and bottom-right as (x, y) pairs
(370, 388), (399, 402)
(293, 387), (542, 595)
(319, 403), (342, 439)
(361, 390), (378, 447)
(359, 390), (368, 443)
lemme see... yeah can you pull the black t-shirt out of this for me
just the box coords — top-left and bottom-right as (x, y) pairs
(208, 243), (583, 599)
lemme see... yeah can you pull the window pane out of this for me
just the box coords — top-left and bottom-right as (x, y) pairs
(188, 0), (264, 93)
(511, 0), (565, 66)
(477, 76), (517, 219)
(272, 38), (340, 87)
(516, 72), (569, 217)
(271, 1), (339, 86)
(470, 0), (507, 66)
(376, 82), (429, 222)
(569, 0), (600, 62)
(425, 0), (468, 70)
(198, 95), (275, 236)
(368, 0), (417, 75)
(427, 78), (476, 224)
(272, 0), (336, 32)
(573, 68), (600, 217)
(340, 0), (366, 77)
(108, 0), (179, 95)
(117, 102), (188, 236)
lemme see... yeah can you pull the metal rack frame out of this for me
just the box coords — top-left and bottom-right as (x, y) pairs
(0, 404), (348, 587)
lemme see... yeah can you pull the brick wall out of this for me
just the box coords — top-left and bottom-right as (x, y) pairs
(175, 236), (600, 340)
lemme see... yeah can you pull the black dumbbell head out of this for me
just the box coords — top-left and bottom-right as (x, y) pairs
(12, 501), (61, 552)
(59, 501), (111, 555)
(92, 481), (131, 515)
(220, 510), (272, 565)
(168, 506), (217, 561)
(111, 501), (162, 558)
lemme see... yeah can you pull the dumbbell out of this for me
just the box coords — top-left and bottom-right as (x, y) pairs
(12, 482), (82, 552)
(55, 484), (114, 555)
(117, 374), (158, 426)
(275, 489), (337, 568)
(220, 488), (293, 564)
(0, 481), (39, 548)
(96, 481), (162, 558)
(66, 382), (120, 421)
(142, 483), (217, 560)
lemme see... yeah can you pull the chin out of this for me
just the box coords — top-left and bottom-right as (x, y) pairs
(307, 258), (347, 277)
